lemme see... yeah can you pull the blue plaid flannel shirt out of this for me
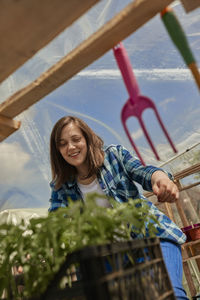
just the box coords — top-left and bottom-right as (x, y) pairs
(49, 144), (186, 244)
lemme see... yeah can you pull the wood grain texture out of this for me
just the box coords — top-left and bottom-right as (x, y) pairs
(0, 0), (175, 124)
(0, 115), (21, 141)
(0, 0), (100, 83)
(180, 0), (200, 12)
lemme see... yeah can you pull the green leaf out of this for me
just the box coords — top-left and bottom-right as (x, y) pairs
(0, 194), (158, 298)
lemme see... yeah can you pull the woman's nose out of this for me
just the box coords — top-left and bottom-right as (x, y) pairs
(68, 142), (76, 149)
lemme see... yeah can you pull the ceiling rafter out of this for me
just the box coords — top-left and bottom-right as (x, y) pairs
(180, 0), (200, 12)
(0, 0), (100, 84)
(1, 0), (199, 141)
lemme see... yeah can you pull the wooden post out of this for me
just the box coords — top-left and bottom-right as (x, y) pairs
(175, 180), (190, 227)
(163, 202), (176, 223)
(180, 0), (200, 12)
(183, 260), (197, 296)
(0, 115), (21, 141)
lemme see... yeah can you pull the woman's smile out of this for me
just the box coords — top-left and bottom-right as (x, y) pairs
(69, 151), (80, 157)
(59, 123), (88, 173)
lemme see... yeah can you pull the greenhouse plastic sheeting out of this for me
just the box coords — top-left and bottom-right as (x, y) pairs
(0, 208), (48, 225)
(0, 0), (200, 210)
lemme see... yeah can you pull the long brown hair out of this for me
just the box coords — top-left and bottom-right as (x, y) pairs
(50, 116), (104, 189)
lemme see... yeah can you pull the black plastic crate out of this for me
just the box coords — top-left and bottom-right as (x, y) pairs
(32, 238), (176, 300)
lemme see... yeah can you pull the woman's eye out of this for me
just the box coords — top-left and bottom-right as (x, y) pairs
(59, 142), (67, 147)
(73, 137), (81, 143)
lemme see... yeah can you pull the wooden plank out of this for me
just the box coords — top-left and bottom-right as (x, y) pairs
(163, 202), (176, 223)
(187, 243), (200, 273)
(180, 0), (200, 12)
(180, 181), (200, 192)
(0, 0), (100, 83)
(183, 255), (200, 262)
(183, 260), (197, 296)
(144, 163), (200, 199)
(0, 115), (21, 141)
(182, 245), (199, 296)
(145, 180), (200, 198)
(182, 239), (200, 248)
(174, 163), (200, 180)
(0, 0), (175, 125)
(175, 180), (190, 227)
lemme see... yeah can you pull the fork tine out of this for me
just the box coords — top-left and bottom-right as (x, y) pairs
(121, 117), (146, 165)
(121, 100), (160, 161)
(152, 106), (177, 153)
(122, 97), (177, 162)
(114, 42), (177, 162)
(136, 96), (177, 154)
(138, 116), (160, 160)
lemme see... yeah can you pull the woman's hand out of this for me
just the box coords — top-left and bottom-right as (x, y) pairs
(151, 171), (179, 203)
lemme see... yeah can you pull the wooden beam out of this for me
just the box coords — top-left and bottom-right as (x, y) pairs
(163, 202), (176, 223)
(180, 0), (200, 12)
(0, 0), (100, 83)
(179, 181), (200, 192)
(145, 180), (200, 198)
(144, 163), (200, 198)
(183, 254), (200, 262)
(174, 163), (200, 180)
(182, 239), (200, 248)
(0, 0), (175, 125)
(175, 180), (190, 227)
(0, 115), (21, 142)
(183, 260), (197, 296)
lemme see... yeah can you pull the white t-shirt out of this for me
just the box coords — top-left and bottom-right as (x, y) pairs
(77, 178), (111, 208)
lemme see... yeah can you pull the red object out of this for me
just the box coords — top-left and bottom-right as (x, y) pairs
(181, 226), (192, 242)
(181, 223), (200, 242)
(189, 223), (200, 241)
(113, 42), (177, 165)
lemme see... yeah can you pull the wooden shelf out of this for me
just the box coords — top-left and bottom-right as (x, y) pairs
(0, 0), (100, 84)
(182, 239), (200, 248)
(182, 239), (200, 262)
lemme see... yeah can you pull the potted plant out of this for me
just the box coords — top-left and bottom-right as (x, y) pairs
(0, 194), (159, 299)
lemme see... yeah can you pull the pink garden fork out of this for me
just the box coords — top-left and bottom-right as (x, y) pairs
(113, 42), (177, 165)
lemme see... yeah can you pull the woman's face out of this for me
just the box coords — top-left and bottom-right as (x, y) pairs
(58, 122), (88, 173)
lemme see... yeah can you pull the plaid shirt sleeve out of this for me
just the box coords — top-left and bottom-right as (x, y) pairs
(115, 145), (170, 192)
(48, 182), (68, 212)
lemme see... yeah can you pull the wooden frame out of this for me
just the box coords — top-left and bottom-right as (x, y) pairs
(1, 0), (199, 296)
(0, 0), (100, 84)
(180, 0), (200, 12)
(145, 163), (200, 297)
(144, 162), (200, 198)
(0, 115), (21, 142)
(0, 0), (199, 142)
(0, 0), (175, 141)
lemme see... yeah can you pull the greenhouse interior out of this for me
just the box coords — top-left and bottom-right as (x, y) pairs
(0, 0), (200, 299)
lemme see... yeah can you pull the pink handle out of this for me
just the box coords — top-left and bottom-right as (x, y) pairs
(113, 43), (140, 102)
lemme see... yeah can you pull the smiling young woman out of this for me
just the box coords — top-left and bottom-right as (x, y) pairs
(49, 115), (189, 300)
(50, 116), (104, 190)
(58, 123), (88, 173)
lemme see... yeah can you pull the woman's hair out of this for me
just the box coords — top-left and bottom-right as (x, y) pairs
(50, 116), (104, 189)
